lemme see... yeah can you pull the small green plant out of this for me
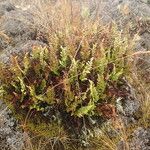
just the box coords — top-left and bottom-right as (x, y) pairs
(0, 26), (129, 119)
(0, 1), (148, 149)
(0, 18), (131, 150)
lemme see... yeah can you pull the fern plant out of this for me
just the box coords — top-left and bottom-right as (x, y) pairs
(0, 1), (135, 148)
(0, 24), (129, 126)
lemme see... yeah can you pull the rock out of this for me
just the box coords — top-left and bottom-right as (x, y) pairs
(0, 40), (47, 64)
(120, 99), (140, 126)
(0, 101), (23, 150)
(0, 9), (37, 50)
(115, 79), (140, 126)
(95, 0), (150, 24)
(123, 99), (140, 117)
(90, 0), (150, 51)
(130, 127), (150, 150)
(0, 31), (11, 51)
(0, 1), (15, 17)
(117, 127), (150, 150)
(117, 140), (129, 150)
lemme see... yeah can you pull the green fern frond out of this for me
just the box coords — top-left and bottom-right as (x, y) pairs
(31, 46), (40, 59)
(59, 46), (68, 68)
(18, 77), (26, 102)
(45, 87), (55, 104)
(23, 52), (30, 74)
(89, 80), (99, 103)
(69, 58), (79, 83)
(0, 86), (4, 97)
(11, 56), (24, 77)
(75, 103), (95, 117)
(39, 79), (46, 93)
(96, 74), (106, 98)
(110, 66), (124, 81)
(80, 57), (94, 81)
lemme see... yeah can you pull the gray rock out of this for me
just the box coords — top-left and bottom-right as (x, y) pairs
(0, 40), (47, 64)
(90, 0), (150, 51)
(0, 1), (15, 17)
(0, 31), (11, 51)
(94, 0), (150, 24)
(0, 9), (37, 49)
(130, 127), (150, 150)
(117, 140), (129, 150)
(0, 101), (23, 150)
(123, 99), (140, 117)
(116, 79), (140, 125)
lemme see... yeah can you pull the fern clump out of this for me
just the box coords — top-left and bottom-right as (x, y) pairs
(0, 26), (129, 118)
(0, 23), (130, 146)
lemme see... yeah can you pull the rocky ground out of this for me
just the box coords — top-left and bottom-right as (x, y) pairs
(0, 0), (150, 149)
